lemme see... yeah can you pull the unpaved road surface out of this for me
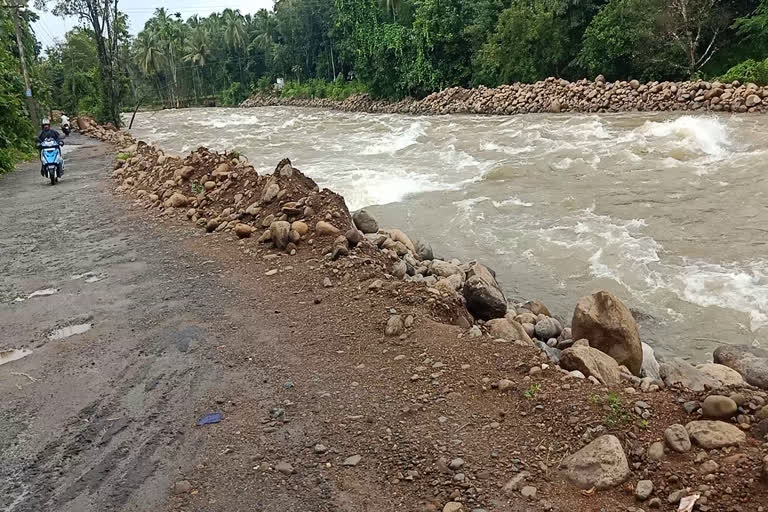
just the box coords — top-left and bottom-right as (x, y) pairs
(0, 135), (385, 511)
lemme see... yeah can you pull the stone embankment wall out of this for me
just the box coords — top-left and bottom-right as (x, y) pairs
(242, 76), (768, 115)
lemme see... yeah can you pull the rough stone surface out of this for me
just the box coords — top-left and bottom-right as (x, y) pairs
(559, 344), (622, 387)
(534, 317), (562, 340)
(560, 435), (630, 490)
(635, 480), (653, 501)
(697, 363), (746, 387)
(701, 395), (738, 420)
(641, 342), (661, 381)
(316, 221), (341, 236)
(486, 318), (532, 345)
(463, 263), (507, 321)
(660, 358), (721, 391)
(646, 441), (665, 461)
(663, 424), (691, 453)
(270, 221), (292, 249)
(685, 420), (746, 449)
(713, 345), (768, 390)
(352, 209), (378, 234)
(571, 291), (643, 375)
(385, 316), (405, 337)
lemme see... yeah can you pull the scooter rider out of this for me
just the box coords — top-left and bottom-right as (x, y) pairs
(37, 118), (63, 176)
(37, 118), (61, 145)
(60, 113), (71, 135)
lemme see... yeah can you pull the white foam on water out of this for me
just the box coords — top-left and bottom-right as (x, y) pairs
(672, 261), (768, 331)
(638, 116), (731, 158)
(323, 167), (452, 210)
(361, 121), (426, 155)
(492, 197), (533, 208)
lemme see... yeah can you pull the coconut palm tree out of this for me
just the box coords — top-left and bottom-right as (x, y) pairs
(183, 27), (210, 98)
(222, 9), (246, 52)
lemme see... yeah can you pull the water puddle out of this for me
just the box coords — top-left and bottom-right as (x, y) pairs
(49, 323), (92, 340)
(71, 272), (105, 283)
(0, 348), (32, 366)
(27, 288), (58, 299)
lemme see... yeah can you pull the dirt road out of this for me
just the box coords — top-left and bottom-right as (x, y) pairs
(0, 135), (384, 511)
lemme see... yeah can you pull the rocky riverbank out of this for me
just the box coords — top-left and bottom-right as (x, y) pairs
(77, 116), (768, 511)
(241, 76), (768, 115)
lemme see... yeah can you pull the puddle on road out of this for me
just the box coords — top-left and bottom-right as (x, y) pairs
(49, 323), (92, 340)
(0, 348), (32, 366)
(27, 288), (58, 299)
(71, 272), (105, 283)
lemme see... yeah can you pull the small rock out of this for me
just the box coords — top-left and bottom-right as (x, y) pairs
(520, 486), (537, 498)
(323, 277), (333, 288)
(443, 503), (463, 512)
(342, 455), (362, 466)
(683, 401), (700, 414)
(502, 471), (530, 493)
(534, 317), (562, 340)
(635, 479), (653, 501)
(700, 459), (719, 474)
(275, 462), (294, 475)
(315, 220), (340, 236)
(647, 441), (665, 461)
(314, 444), (328, 454)
(647, 497), (661, 509)
(449, 457), (464, 470)
(385, 315), (405, 337)
(560, 435), (630, 489)
(352, 209), (379, 233)
(664, 424), (691, 453)
(173, 480), (192, 495)
(701, 395), (738, 420)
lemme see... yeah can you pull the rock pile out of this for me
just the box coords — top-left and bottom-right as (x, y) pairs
(242, 77), (768, 115)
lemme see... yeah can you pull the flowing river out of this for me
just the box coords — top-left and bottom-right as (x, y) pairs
(127, 107), (768, 361)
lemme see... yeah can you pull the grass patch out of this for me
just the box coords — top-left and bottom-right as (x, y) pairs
(116, 152), (133, 160)
(524, 383), (542, 400)
(589, 392), (632, 428)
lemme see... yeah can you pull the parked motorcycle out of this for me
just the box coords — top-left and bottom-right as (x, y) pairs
(39, 138), (63, 185)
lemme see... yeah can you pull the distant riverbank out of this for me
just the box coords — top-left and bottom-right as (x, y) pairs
(242, 76), (768, 116)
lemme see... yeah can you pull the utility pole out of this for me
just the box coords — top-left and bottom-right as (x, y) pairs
(7, 0), (39, 124)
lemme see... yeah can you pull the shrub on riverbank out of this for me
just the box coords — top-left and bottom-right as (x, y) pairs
(280, 79), (368, 101)
(720, 58), (768, 86)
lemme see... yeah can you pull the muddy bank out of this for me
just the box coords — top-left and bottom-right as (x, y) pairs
(75, 117), (768, 510)
(242, 76), (768, 115)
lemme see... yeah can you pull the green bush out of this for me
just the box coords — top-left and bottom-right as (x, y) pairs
(0, 44), (35, 175)
(219, 82), (249, 106)
(280, 79), (367, 101)
(719, 58), (768, 85)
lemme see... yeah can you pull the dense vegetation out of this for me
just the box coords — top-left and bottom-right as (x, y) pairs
(0, 6), (42, 174)
(5, 0), (768, 158)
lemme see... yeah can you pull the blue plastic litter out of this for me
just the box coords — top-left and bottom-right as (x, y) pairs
(196, 412), (223, 426)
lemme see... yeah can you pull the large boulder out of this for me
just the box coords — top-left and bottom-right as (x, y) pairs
(463, 263), (507, 320)
(380, 228), (416, 254)
(431, 260), (463, 278)
(352, 209), (379, 234)
(571, 291), (643, 375)
(560, 435), (630, 490)
(713, 345), (768, 390)
(697, 363), (746, 387)
(660, 358), (721, 391)
(486, 318), (532, 345)
(685, 420), (746, 449)
(560, 344), (622, 387)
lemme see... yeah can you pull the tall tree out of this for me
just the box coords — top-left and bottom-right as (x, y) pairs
(45, 0), (123, 126)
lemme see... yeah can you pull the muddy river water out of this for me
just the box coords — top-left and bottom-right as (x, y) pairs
(128, 107), (768, 361)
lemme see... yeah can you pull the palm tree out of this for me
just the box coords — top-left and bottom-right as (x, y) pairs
(183, 27), (210, 99)
(222, 9), (246, 52)
(133, 30), (168, 103)
(252, 8), (277, 72)
(385, 0), (400, 20)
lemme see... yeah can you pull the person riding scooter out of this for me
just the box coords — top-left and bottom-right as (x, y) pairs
(37, 118), (61, 145)
(61, 114), (71, 136)
(36, 118), (63, 178)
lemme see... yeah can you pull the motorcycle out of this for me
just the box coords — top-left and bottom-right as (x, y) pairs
(62, 122), (71, 136)
(39, 138), (63, 185)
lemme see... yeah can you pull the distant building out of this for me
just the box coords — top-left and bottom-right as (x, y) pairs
(275, 78), (285, 91)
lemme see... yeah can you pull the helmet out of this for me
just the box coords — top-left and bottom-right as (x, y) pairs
(41, 118), (50, 126)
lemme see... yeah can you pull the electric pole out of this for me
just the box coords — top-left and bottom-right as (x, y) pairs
(7, 0), (39, 124)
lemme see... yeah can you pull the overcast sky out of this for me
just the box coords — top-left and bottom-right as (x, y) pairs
(32, 0), (274, 48)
